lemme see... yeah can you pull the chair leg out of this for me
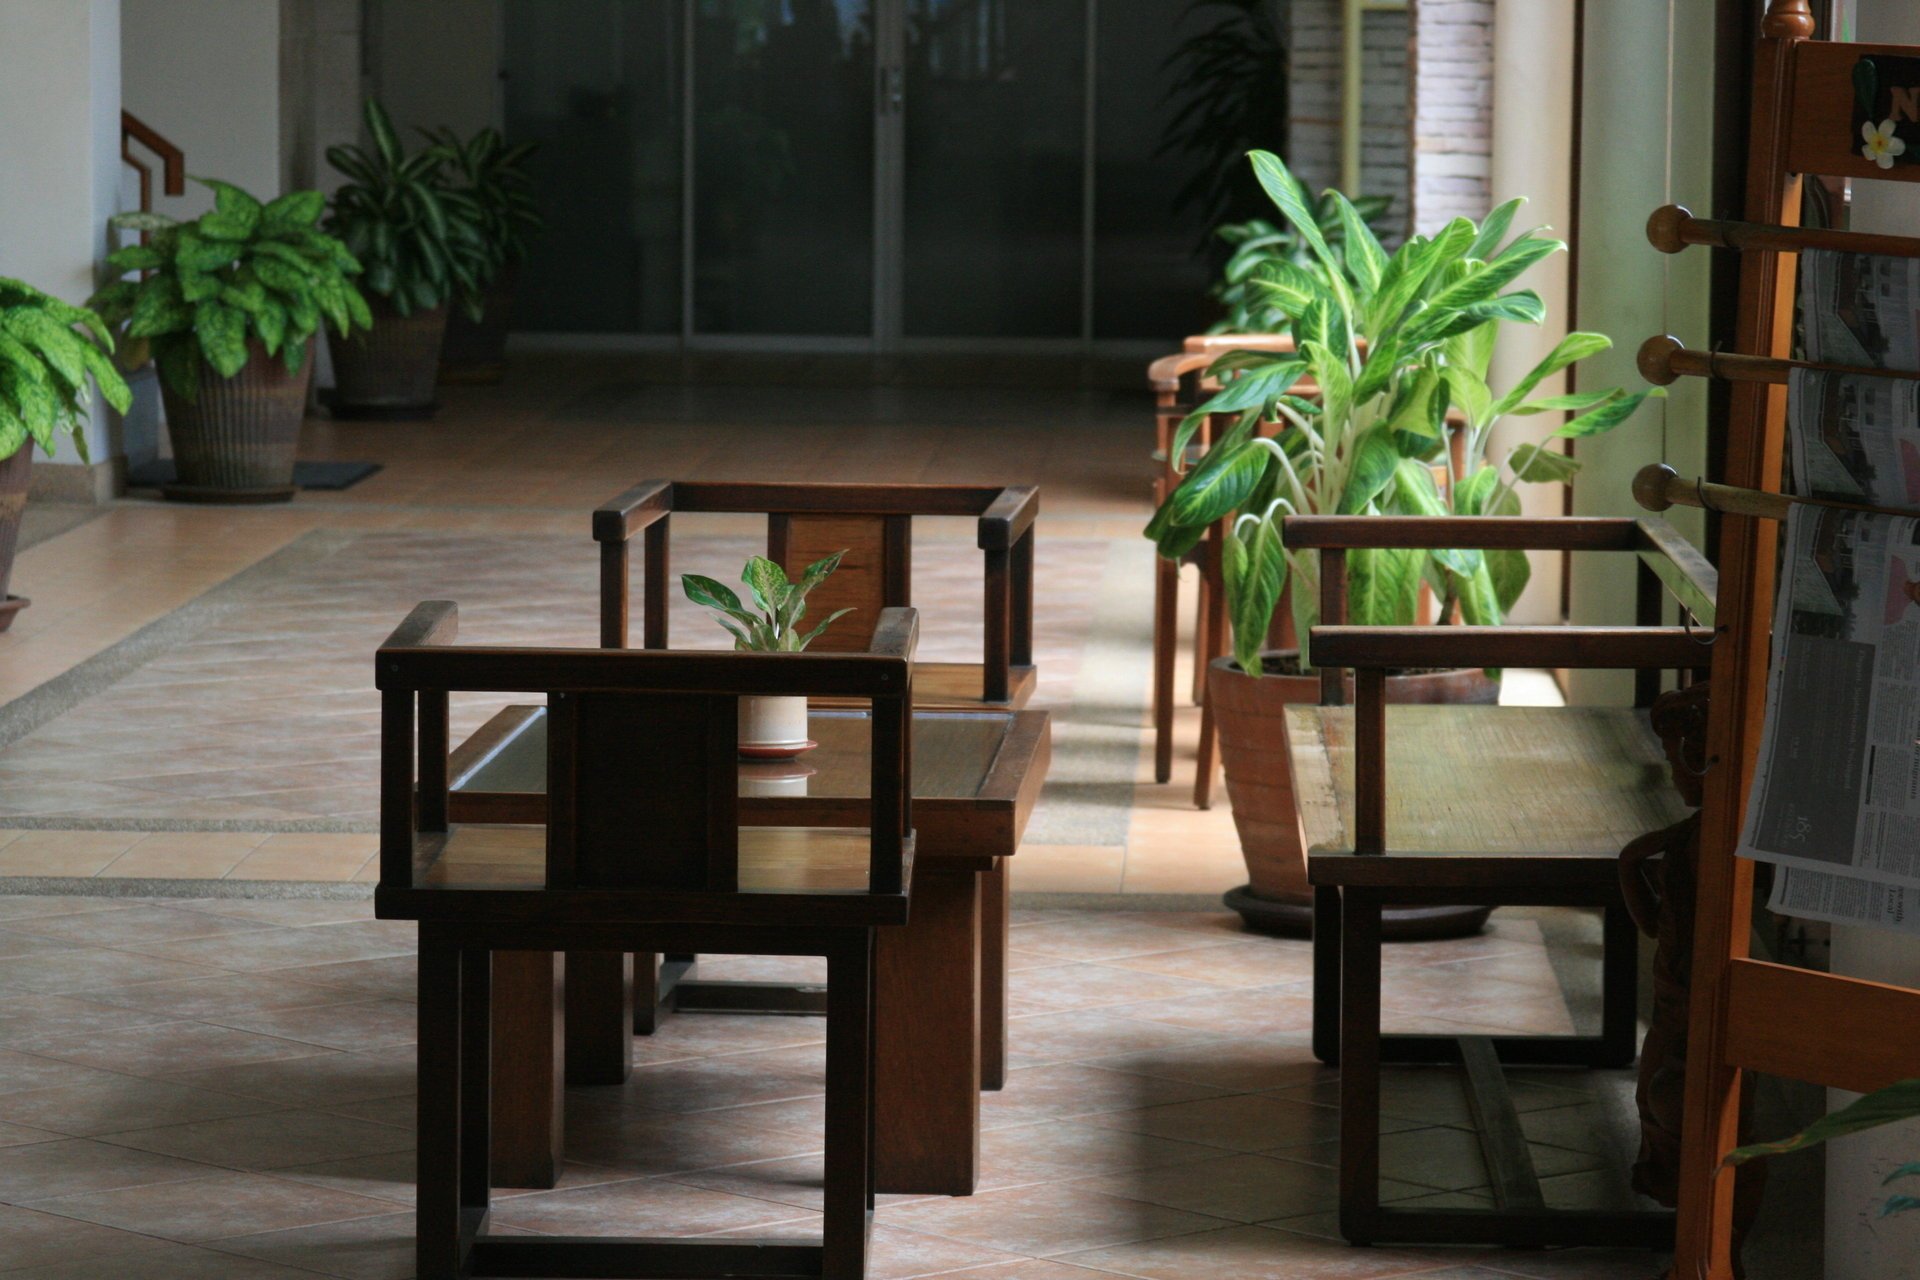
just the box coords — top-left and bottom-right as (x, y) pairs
(1153, 553), (1178, 784)
(1192, 690), (1217, 810)
(633, 951), (661, 1034)
(1338, 889), (1384, 1247)
(1192, 566), (1211, 706)
(1598, 904), (1641, 1068)
(459, 948), (492, 1221)
(1312, 886), (1341, 1065)
(417, 929), (464, 1280)
(823, 932), (875, 1279)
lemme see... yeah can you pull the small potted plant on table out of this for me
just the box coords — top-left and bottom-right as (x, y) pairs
(90, 180), (369, 502)
(683, 551), (851, 758)
(323, 99), (488, 419)
(425, 126), (543, 385)
(0, 278), (129, 628)
(1150, 150), (1660, 935)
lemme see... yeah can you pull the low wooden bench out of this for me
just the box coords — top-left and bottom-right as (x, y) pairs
(1283, 512), (1716, 1249)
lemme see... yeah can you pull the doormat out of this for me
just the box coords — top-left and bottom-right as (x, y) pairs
(126, 460), (383, 491)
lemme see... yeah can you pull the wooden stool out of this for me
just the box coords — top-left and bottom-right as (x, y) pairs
(375, 600), (918, 1279)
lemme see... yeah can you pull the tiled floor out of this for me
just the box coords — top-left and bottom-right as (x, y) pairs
(0, 894), (1670, 1279)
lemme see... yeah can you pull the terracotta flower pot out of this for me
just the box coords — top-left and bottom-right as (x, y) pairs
(0, 445), (31, 631)
(159, 338), (314, 503)
(328, 295), (448, 419)
(439, 267), (515, 386)
(1211, 650), (1499, 938)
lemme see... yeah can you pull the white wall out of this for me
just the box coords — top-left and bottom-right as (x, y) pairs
(0, 0), (123, 473)
(122, 0), (282, 217)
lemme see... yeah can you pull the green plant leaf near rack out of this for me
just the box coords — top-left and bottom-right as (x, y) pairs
(1724, 1077), (1920, 1220)
(88, 179), (371, 402)
(684, 552), (854, 653)
(1147, 150), (1664, 677)
(0, 278), (130, 464)
(326, 99), (490, 321)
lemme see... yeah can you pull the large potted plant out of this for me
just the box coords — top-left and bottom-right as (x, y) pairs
(0, 277), (129, 628)
(91, 180), (369, 502)
(323, 99), (487, 418)
(425, 126), (543, 384)
(1150, 151), (1660, 933)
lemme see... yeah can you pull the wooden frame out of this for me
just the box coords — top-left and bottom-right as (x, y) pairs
(1288, 512), (1714, 1248)
(1637, 8), (1920, 1273)
(592, 480), (1037, 707)
(376, 601), (916, 1279)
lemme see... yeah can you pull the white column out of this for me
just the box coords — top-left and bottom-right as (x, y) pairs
(1827, 15), (1920, 1279)
(1487, 0), (1575, 623)
(0, 0), (122, 494)
(1566, 0), (1715, 703)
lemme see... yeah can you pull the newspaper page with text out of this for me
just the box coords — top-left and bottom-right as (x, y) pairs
(1747, 250), (1920, 935)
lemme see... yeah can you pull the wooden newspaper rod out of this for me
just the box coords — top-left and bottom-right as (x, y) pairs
(1637, 334), (1920, 388)
(1628, 463), (1920, 524)
(1646, 203), (1920, 261)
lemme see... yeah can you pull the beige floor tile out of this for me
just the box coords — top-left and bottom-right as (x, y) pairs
(99, 832), (270, 879)
(1011, 845), (1125, 894)
(0, 831), (143, 877)
(227, 836), (377, 882)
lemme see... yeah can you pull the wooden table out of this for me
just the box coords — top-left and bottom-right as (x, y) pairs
(445, 706), (1050, 1197)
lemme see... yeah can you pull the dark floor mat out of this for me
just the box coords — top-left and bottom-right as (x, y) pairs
(126, 460), (382, 491)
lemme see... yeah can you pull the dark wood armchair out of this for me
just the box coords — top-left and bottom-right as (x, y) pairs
(375, 599), (916, 1280)
(1280, 513), (1716, 1250)
(593, 480), (1037, 708)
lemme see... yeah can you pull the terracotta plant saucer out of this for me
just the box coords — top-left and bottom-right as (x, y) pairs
(738, 739), (818, 762)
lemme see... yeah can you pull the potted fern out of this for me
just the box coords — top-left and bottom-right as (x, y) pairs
(324, 100), (488, 418)
(0, 278), (129, 627)
(91, 180), (369, 502)
(683, 552), (852, 758)
(1149, 151), (1660, 927)
(424, 126), (543, 384)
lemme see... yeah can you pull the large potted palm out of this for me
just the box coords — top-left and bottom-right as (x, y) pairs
(91, 180), (370, 502)
(323, 100), (487, 418)
(0, 278), (129, 628)
(426, 126), (544, 384)
(1149, 151), (1661, 934)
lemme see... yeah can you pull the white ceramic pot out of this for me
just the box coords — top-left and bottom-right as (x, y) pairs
(739, 694), (812, 759)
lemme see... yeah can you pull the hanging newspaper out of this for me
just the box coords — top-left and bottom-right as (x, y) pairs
(1743, 250), (1920, 933)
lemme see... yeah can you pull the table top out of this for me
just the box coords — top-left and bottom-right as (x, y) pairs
(446, 704), (1051, 864)
(1289, 705), (1688, 874)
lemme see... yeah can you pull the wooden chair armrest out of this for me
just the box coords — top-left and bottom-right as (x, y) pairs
(379, 600), (459, 652)
(1310, 625), (1704, 672)
(867, 607), (920, 663)
(1284, 515), (1645, 552)
(592, 480), (672, 543)
(978, 486), (1039, 550)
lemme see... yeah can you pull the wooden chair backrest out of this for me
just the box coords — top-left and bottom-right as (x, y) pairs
(375, 600), (917, 897)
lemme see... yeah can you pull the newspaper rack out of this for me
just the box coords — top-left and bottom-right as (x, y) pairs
(1641, 5), (1920, 1276)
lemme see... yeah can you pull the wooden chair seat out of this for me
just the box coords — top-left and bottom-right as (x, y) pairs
(1289, 705), (1688, 872)
(420, 824), (903, 897)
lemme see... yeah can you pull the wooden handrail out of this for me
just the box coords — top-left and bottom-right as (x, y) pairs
(120, 111), (184, 212)
(1647, 202), (1920, 260)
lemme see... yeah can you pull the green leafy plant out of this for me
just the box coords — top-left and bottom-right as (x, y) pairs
(1210, 198), (1393, 334)
(1147, 150), (1661, 675)
(683, 552), (854, 653)
(89, 180), (370, 400)
(0, 279), (130, 463)
(418, 126), (544, 285)
(326, 99), (488, 319)
(1726, 1077), (1920, 1220)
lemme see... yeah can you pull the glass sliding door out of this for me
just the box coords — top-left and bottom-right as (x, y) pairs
(691, 0), (877, 337)
(899, 0), (1087, 340)
(502, 1), (683, 333)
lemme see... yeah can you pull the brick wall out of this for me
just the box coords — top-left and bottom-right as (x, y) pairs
(1410, 0), (1495, 235)
(1283, 0), (1495, 242)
